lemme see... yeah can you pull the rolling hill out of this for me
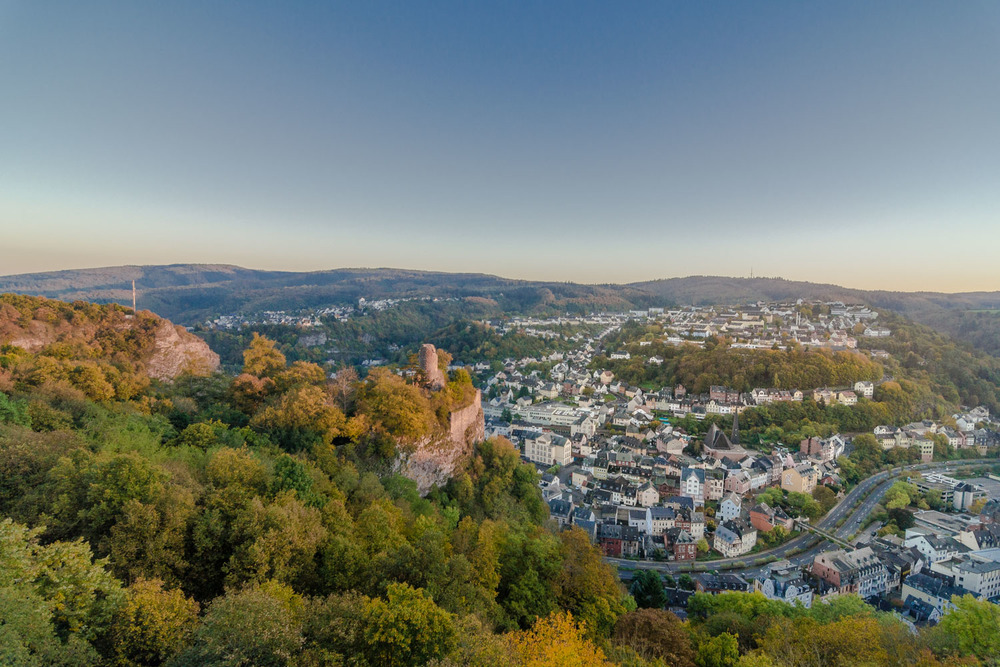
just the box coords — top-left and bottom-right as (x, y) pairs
(2, 264), (1000, 356)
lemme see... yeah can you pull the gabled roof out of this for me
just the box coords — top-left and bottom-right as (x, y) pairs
(681, 467), (705, 484)
(721, 493), (741, 507)
(547, 498), (573, 516)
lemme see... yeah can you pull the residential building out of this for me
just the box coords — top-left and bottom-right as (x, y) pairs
(753, 561), (814, 607)
(714, 519), (758, 558)
(901, 573), (970, 613)
(666, 527), (697, 561)
(904, 533), (970, 564)
(854, 381), (874, 398)
(524, 432), (573, 467)
(749, 502), (794, 533)
(931, 557), (1000, 601)
(636, 482), (660, 508)
(811, 547), (889, 598)
(681, 467), (705, 506)
(720, 493), (742, 523)
(547, 498), (573, 526)
(782, 463), (818, 494)
(646, 507), (676, 536)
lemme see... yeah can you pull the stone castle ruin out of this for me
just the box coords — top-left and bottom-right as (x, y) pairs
(401, 344), (485, 493)
(418, 343), (447, 390)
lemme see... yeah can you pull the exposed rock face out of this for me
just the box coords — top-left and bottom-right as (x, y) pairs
(449, 395), (486, 445)
(400, 389), (485, 494)
(0, 296), (219, 383)
(418, 343), (446, 391)
(146, 319), (221, 381)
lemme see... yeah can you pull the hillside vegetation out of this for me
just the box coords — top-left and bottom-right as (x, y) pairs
(0, 318), (637, 665)
(6, 265), (1000, 361)
(0, 265), (653, 325)
(0, 302), (998, 664)
(0, 294), (218, 401)
(594, 325), (883, 393)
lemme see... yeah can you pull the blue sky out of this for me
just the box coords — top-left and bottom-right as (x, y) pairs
(2, 1), (999, 290)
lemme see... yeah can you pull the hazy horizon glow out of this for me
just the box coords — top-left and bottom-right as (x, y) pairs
(2, 1), (999, 293)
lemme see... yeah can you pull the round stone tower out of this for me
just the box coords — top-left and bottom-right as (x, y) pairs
(418, 343), (446, 390)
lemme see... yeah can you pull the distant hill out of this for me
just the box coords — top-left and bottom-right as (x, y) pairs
(0, 264), (654, 325)
(630, 275), (865, 305)
(3, 264), (1000, 355)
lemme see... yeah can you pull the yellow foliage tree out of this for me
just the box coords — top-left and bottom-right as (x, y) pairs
(508, 612), (614, 667)
(110, 578), (199, 667)
(250, 385), (346, 451)
(242, 333), (286, 378)
(356, 368), (435, 441)
(758, 615), (889, 667)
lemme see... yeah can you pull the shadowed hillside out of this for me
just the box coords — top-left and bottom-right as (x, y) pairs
(0, 265), (654, 325)
(3, 265), (1000, 355)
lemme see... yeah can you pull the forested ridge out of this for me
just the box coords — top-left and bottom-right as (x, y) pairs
(5, 266), (1000, 361)
(1, 297), (998, 666)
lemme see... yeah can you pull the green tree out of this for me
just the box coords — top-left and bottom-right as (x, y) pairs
(923, 488), (943, 510)
(629, 569), (667, 609)
(883, 481), (918, 510)
(46, 450), (166, 548)
(359, 582), (456, 667)
(0, 391), (31, 427)
(555, 527), (633, 637)
(937, 594), (1000, 665)
(0, 518), (124, 647)
(613, 608), (695, 667)
(169, 581), (305, 667)
(224, 492), (327, 589)
(0, 521), (103, 665)
(811, 486), (837, 514)
(696, 632), (739, 667)
(250, 385), (346, 451)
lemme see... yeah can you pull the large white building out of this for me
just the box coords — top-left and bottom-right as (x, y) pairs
(514, 401), (591, 428)
(931, 556), (1000, 601)
(524, 432), (573, 467)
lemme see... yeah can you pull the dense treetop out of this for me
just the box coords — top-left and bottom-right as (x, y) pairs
(0, 299), (997, 665)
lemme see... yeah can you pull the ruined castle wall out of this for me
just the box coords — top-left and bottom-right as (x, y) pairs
(399, 389), (485, 495)
(449, 389), (485, 446)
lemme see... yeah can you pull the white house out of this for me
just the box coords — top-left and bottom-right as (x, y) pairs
(853, 381), (874, 398)
(714, 519), (757, 557)
(720, 493), (742, 522)
(681, 467), (706, 506)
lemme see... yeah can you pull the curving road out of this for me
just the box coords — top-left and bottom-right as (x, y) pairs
(609, 459), (995, 577)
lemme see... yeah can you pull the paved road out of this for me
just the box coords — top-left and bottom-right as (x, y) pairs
(609, 458), (995, 577)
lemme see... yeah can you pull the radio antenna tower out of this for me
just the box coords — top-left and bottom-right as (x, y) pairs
(132, 280), (137, 313)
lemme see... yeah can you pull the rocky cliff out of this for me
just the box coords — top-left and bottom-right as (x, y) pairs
(145, 319), (221, 380)
(399, 389), (485, 494)
(0, 294), (219, 383)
